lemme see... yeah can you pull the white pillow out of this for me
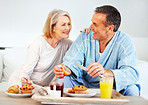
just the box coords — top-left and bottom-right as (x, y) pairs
(0, 82), (8, 91)
(0, 52), (3, 82)
(2, 47), (27, 82)
(137, 60), (148, 100)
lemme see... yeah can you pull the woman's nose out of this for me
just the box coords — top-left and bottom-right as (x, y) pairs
(66, 25), (71, 30)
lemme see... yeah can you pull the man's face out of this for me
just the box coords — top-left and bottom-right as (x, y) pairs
(89, 13), (110, 41)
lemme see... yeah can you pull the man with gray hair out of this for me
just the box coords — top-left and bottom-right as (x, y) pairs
(54, 5), (140, 96)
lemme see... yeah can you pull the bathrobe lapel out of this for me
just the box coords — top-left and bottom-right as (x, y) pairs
(97, 32), (119, 66)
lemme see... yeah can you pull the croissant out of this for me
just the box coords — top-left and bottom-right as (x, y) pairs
(8, 85), (19, 94)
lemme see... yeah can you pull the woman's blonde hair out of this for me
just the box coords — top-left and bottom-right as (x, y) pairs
(43, 9), (71, 38)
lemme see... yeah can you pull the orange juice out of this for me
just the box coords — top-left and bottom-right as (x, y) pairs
(100, 77), (113, 99)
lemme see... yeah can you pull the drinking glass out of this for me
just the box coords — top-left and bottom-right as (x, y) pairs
(100, 77), (113, 99)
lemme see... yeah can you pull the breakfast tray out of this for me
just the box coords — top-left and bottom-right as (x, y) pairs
(32, 88), (130, 104)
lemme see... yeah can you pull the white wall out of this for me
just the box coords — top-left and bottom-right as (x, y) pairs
(133, 38), (148, 61)
(0, 0), (96, 47)
(0, 0), (148, 56)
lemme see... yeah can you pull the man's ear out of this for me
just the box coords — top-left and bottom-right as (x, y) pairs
(108, 24), (114, 32)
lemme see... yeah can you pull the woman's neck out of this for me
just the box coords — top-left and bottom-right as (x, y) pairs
(43, 35), (61, 48)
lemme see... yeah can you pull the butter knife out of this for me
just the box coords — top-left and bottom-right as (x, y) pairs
(71, 60), (104, 78)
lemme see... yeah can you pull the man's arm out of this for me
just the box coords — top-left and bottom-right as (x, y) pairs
(54, 32), (87, 79)
(86, 62), (114, 78)
(111, 39), (139, 92)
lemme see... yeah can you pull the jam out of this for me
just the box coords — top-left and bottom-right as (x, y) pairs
(50, 82), (64, 97)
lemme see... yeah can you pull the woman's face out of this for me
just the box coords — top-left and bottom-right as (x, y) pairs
(53, 15), (71, 39)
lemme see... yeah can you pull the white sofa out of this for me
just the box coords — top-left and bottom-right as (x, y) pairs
(0, 37), (148, 100)
(0, 47), (27, 90)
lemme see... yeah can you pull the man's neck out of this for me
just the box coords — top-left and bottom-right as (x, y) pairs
(100, 32), (115, 46)
(99, 32), (115, 53)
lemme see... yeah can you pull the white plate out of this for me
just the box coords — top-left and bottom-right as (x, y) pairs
(5, 91), (33, 98)
(64, 89), (97, 98)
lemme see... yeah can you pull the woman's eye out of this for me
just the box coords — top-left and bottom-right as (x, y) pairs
(61, 23), (65, 26)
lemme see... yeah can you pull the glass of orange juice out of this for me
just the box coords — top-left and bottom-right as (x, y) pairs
(100, 77), (113, 99)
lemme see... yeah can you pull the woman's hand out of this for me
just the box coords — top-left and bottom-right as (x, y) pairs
(21, 77), (32, 85)
(80, 28), (91, 34)
(86, 62), (105, 77)
(54, 64), (71, 79)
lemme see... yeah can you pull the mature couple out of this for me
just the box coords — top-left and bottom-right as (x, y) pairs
(9, 5), (140, 96)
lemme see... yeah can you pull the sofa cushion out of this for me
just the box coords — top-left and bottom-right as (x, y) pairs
(0, 82), (8, 91)
(137, 60), (148, 100)
(0, 52), (3, 82)
(2, 47), (27, 82)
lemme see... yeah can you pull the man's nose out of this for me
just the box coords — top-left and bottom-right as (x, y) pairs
(89, 24), (93, 30)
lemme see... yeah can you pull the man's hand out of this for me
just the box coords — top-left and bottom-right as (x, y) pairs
(86, 62), (105, 77)
(86, 62), (114, 78)
(54, 64), (71, 79)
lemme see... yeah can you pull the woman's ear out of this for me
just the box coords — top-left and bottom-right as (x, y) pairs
(52, 26), (55, 33)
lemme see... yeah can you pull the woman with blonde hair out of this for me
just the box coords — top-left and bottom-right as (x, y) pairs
(9, 9), (72, 87)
